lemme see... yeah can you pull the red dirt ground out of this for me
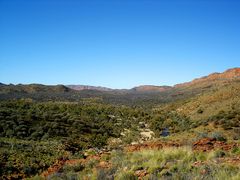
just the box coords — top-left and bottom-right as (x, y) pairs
(41, 138), (240, 179)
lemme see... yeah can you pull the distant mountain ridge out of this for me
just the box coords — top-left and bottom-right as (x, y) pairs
(1, 68), (240, 93)
(65, 68), (240, 92)
(131, 85), (172, 92)
(0, 84), (71, 94)
(66, 85), (172, 93)
(1, 67), (240, 103)
(175, 68), (240, 88)
(67, 85), (113, 92)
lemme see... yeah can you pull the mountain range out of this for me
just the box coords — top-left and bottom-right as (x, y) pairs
(68, 67), (240, 91)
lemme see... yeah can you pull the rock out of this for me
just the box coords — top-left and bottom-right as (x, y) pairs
(98, 161), (111, 169)
(131, 141), (138, 145)
(192, 138), (238, 152)
(140, 131), (155, 141)
(135, 170), (148, 178)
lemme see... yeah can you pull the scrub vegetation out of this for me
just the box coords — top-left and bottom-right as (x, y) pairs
(1, 69), (240, 179)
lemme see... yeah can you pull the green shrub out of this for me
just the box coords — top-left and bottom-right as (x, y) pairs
(62, 163), (84, 173)
(213, 150), (226, 158)
(115, 171), (137, 180)
(231, 147), (240, 155)
(197, 132), (208, 139)
(96, 168), (116, 180)
(211, 132), (227, 142)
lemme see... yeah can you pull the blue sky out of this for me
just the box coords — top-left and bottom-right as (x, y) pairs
(0, 0), (239, 88)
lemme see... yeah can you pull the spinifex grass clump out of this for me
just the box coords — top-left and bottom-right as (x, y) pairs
(53, 146), (240, 180)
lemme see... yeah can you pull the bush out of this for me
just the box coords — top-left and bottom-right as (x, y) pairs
(213, 150), (226, 158)
(116, 171), (137, 180)
(62, 163), (84, 173)
(211, 132), (227, 142)
(96, 168), (116, 180)
(231, 147), (240, 155)
(197, 132), (208, 139)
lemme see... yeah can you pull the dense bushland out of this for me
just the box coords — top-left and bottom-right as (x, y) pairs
(0, 100), (150, 148)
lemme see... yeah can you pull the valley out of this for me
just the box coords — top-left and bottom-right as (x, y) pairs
(0, 68), (240, 179)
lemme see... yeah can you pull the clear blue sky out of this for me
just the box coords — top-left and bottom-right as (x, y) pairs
(0, 0), (239, 89)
